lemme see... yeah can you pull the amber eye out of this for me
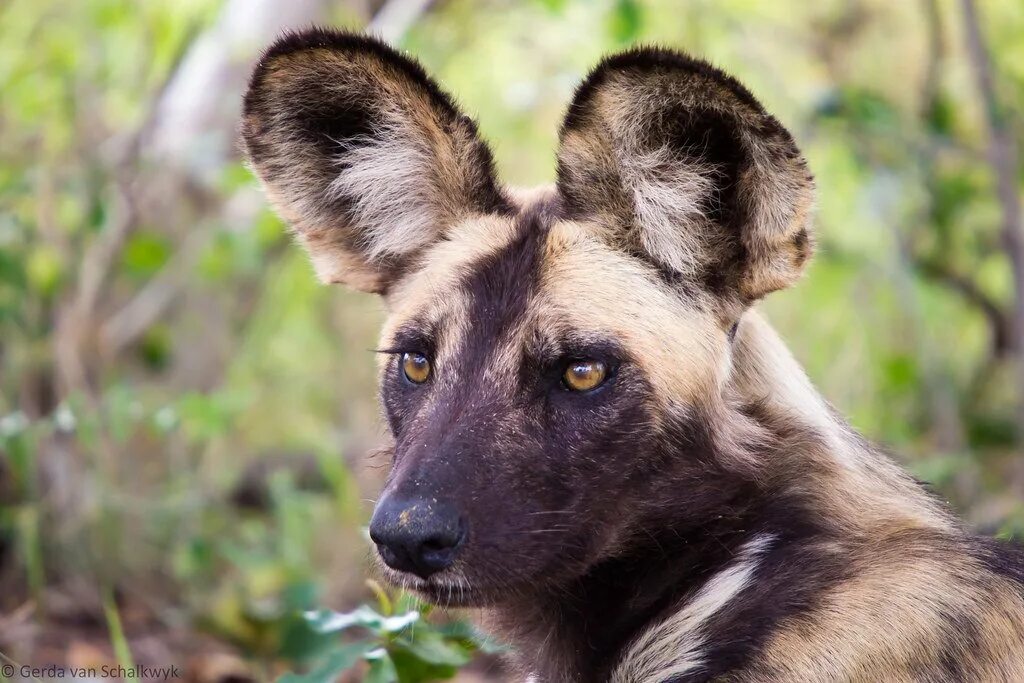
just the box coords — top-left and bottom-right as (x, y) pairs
(401, 352), (431, 384)
(562, 359), (608, 392)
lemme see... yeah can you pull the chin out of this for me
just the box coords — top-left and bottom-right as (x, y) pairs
(413, 580), (492, 608)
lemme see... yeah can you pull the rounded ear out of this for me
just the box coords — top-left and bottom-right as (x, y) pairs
(242, 29), (510, 293)
(556, 48), (814, 303)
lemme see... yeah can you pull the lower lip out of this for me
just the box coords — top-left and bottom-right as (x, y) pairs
(376, 563), (486, 603)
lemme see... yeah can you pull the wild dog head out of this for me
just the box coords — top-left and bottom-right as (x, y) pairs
(242, 29), (814, 605)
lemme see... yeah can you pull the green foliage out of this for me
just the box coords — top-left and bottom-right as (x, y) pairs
(607, 0), (644, 44)
(281, 592), (501, 683)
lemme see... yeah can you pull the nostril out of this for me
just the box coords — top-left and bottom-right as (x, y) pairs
(415, 521), (466, 573)
(376, 542), (400, 567)
(421, 535), (455, 553)
(417, 538), (458, 572)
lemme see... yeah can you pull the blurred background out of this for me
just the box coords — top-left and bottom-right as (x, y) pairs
(1, 0), (1023, 680)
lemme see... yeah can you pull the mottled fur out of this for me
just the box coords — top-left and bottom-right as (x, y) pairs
(243, 29), (1024, 682)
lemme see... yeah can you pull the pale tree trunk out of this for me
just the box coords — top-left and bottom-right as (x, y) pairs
(147, 0), (328, 178)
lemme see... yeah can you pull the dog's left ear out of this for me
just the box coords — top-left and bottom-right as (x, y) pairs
(556, 48), (814, 302)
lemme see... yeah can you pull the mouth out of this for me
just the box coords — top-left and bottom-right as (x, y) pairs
(375, 563), (496, 608)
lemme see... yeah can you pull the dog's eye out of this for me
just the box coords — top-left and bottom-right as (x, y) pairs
(401, 352), (431, 384)
(563, 360), (607, 392)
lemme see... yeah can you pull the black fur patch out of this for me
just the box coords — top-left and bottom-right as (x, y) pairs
(559, 46), (791, 151)
(975, 536), (1024, 587)
(460, 208), (548, 352)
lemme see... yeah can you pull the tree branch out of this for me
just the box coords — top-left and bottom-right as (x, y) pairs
(959, 0), (1024, 431)
(915, 258), (1013, 356)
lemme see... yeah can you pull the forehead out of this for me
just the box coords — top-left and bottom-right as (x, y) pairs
(381, 198), (728, 399)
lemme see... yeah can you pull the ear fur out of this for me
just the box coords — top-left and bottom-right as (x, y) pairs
(242, 28), (509, 293)
(556, 47), (814, 302)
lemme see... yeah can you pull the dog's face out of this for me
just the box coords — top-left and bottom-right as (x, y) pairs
(243, 30), (813, 605)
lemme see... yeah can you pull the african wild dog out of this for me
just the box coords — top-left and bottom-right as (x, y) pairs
(242, 28), (1024, 682)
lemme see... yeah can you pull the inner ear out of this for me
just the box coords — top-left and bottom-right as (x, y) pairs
(660, 107), (745, 227)
(303, 99), (380, 161)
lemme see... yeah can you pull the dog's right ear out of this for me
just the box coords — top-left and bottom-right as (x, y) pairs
(242, 29), (509, 293)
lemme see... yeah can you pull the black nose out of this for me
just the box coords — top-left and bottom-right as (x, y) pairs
(368, 497), (465, 579)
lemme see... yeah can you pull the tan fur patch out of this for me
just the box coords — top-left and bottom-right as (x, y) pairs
(537, 220), (730, 409)
(740, 531), (1024, 682)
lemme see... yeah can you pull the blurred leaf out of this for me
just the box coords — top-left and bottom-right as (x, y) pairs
(104, 385), (145, 443)
(436, 620), (508, 655)
(391, 629), (471, 666)
(387, 650), (458, 682)
(277, 643), (369, 683)
(26, 245), (64, 296)
(122, 232), (171, 278)
(909, 452), (973, 488)
(102, 586), (135, 671)
(882, 353), (918, 391)
(138, 324), (172, 370)
(173, 536), (214, 579)
(175, 391), (244, 443)
(818, 87), (901, 132)
(281, 579), (320, 611)
(219, 162), (257, 193)
(996, 514), (1024, 541)
(608, 0), (643, 44)
(199, 229), (265, 281)
(278, 611), (340, 664)
(151, 406), (179, 433)
(0, 248), (27, 289)
(367, 578), (394, 616)
(365, 650), (397, 683)
(304, 606), (419, 635)
(256, 209), (286, 249)
(931, 169), (981, 233)
(925, 92), (956, 137)
(966, 414), (1019, 448)
(533, 0), (567, 12)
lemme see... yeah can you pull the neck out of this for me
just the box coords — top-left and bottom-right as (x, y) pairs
(484, 511), (771, 681)
(486, 310), (951, 681)
(728, 310), (951, 533)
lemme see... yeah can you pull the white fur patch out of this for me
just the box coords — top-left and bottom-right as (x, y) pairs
(609, 533), (773, 682)
(617, 144), (720, 276)
(325, 125), (439, 259)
